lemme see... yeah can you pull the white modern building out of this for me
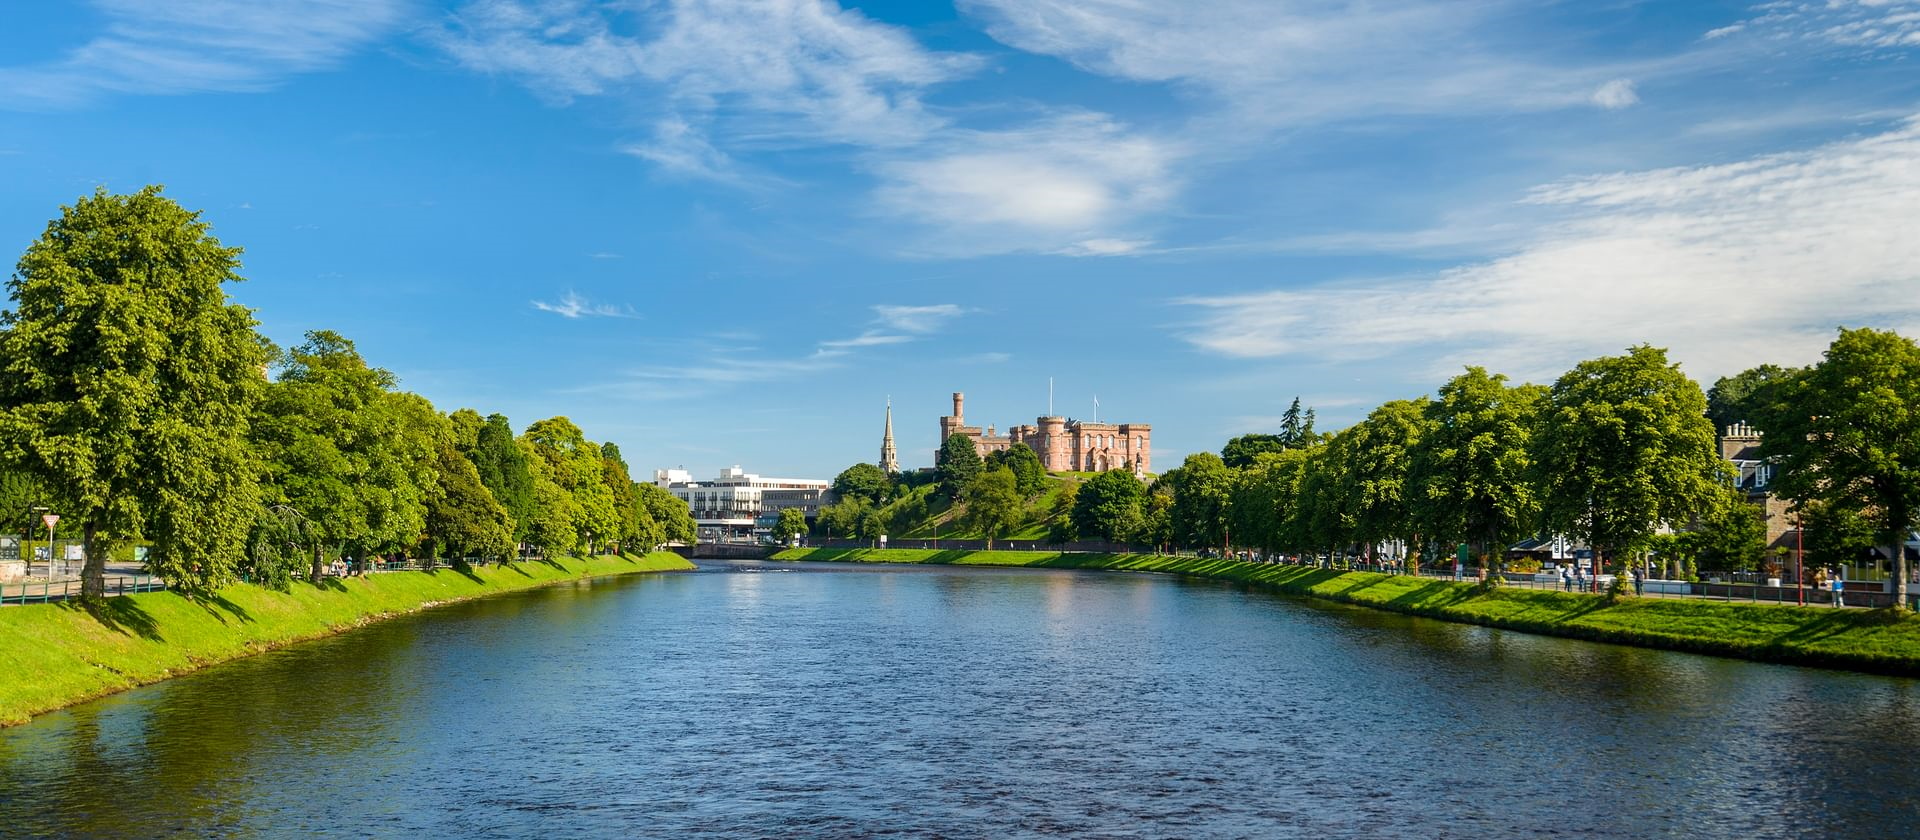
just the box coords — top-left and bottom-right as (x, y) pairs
(654, 466), (833, 542)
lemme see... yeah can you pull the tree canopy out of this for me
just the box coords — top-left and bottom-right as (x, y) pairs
(833, 462), (892, 505)
(1072, 469), (1146, 543)
(1753, 328), (1920, 607)
(936, 433), (982, 499)
(0, 186), (269, 596)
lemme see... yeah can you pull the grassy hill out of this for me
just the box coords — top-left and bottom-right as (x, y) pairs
(878, 472), (1088, 541)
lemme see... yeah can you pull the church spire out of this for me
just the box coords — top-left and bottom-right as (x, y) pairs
(880, 397), (899, 474)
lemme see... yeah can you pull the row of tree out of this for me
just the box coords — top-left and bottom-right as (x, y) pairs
(1054, 332), (1920, 602)
(0, 187), (694, 598)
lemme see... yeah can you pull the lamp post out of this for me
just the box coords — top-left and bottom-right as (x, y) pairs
(1796, 514), (1805, 607)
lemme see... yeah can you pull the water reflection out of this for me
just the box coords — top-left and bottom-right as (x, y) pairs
(3, 562), (1918, 837)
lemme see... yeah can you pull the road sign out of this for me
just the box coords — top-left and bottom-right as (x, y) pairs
(41, 513), (58, 530)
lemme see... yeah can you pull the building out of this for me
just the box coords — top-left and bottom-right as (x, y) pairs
(880, 398), (899, 474)
(654, 466), (832, 542)
(937, 391), (1151, 475)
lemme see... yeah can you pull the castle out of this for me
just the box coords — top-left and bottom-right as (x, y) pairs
(936, 392), (1151, 475)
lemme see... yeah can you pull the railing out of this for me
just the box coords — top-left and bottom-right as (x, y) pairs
(0, 574), (168, 605)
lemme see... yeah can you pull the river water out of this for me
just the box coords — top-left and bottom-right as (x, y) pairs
(3, 560), (1918, 838)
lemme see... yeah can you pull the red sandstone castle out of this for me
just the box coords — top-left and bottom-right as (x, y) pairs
(938, 392), (1151, 475)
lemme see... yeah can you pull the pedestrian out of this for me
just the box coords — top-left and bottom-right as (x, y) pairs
(1633, 568), (1644, 597)
(1831, 570), (1845, 607)
(1561, 566), (1572, 592)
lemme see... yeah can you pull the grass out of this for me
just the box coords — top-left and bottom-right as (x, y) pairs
(773, 548), (1920, 676)
(0, 551), (694, 726)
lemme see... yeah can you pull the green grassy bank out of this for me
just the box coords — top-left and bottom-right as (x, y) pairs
(0, 552), (693, 726)
(774, 548), (1920, 676)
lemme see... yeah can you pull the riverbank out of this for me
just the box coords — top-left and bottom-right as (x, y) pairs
(774, 548), (1920, 676)
(0, 552), (693, 726)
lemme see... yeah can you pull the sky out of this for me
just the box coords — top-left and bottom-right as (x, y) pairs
(2, 0), (1918, 480)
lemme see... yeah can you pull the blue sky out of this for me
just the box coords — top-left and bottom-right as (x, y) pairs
(3, 1), (1919, 480)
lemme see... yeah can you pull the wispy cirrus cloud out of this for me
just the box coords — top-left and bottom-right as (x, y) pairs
(1710, 1), (1920, 50)
(872, 303), (967, 333)
(531, 291), (638, 319)
(0, 0), (409, 109)
(1180, 116), (1920, 383)
(957, 0), (1668, 124)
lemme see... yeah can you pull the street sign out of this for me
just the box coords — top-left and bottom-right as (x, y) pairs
(41, 513), (58, 530)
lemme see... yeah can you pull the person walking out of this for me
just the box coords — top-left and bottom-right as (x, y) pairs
(1831, 569), (1846, 608)
(1561, 566), (1572, 592)
(1632, 568), (1644, 597)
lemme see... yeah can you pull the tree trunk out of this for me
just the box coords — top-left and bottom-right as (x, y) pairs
(309, 545), (324, 584)
(81, 520), (107, 601)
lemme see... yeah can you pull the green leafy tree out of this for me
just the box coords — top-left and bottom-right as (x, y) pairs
(833, 462), (892, 505)
(1800, 498), (1878, 573)
(1137, 487), (1174, 552)
(599, 443), (657, 553)
(936, 433), (983, 499)
(1167, 452), (1234, 552)
(1753, 328), (1920, 607)
(1072, 469), (1146, 543)
(448, 407), (485, 451)
(1046, 481), (1079, 543)
(1296, 442), (1353, 557)
(1337, 398), (1431, 558)
(961, 467), (1022, 549)
(424, 442), (514, 563)
(1409, 367), (1544, 576)
(1535, 346), (1722, 592)
(466, 413), (536, 542)
(1231, 449), (1311, 557)
(522, 417), (619, 555)
(638, 483), (696, 546)
(1221, 433), (1287, 469)
(772, 507), (809, 545)
(1705, 364), (1798, 433)
(254, 331), (439, 582)
(0, 187), (269, 597)
(521, 439), (580, 557)
(986, 443), (1048, 496)
(815, 494), (872, 540)
(1687, 486), (1768, 573)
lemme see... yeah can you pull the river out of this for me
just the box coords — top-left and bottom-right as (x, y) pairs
(2, 559), (1917, 837)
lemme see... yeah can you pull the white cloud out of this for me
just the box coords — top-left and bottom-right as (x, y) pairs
(1709, 1), (1920, 50)
(1179, 116), (1920, 383)
(872, 114), (1177, 255)
(0, 0), (408, 108)
(957, 0), (1670, 124)
(437, 0), (978, 149)
(531, 291), (638, 319)
(1591, 79), (1639, 110)
(872, 303), (967, 333)
(819, 332), (912, 349)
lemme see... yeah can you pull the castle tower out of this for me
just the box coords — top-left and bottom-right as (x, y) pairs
(880, 398), (899, 474)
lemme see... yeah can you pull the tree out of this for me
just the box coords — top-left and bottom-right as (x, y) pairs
(1686, 486), (1768, 573)
(1800, 498), (1878, 574)
(522, 417), (619, 554)
(1408, 367), (1544, 577)
(1753, 328), (1920, 608)
(986, 443), (1047, 496)
(1336, 398), (1430, 560)
(1279, 397), (1317, 447)
(1230, 449), (1310, 557)
(0, 187), (270, 597)
(253, 331), (439, 582)
(961, 467), (1022, 549)
(466, 413), (536, 542)
(936, 433), (982, 498)
(1167, 452), (1234, 552)
(1072, 469), (1146, 543)
(1046, 481), (1079, 543)
(1221, 433), (1286, 469)
(833, 462), (892, 505)
(638, 483), (696, 546)
(815, 494), (872, 540)
(1535, 346), (1722, 592)
(772, 507), (808, 545)
(1705, 364), (1798, 433)
(423, 442), (514, 563)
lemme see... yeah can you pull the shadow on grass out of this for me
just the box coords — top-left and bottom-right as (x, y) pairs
(68, 597), (162, 641)
(186, 590), (257, 625)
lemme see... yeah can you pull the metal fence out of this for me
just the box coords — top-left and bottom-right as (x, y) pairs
(0, 574), (167, 605)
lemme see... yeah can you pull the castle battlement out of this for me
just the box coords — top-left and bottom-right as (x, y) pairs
(939, 391), (1151, 475)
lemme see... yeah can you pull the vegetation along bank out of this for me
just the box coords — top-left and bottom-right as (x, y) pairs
(0, 552), (692, 726)
(775, 548), (1920, 676)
